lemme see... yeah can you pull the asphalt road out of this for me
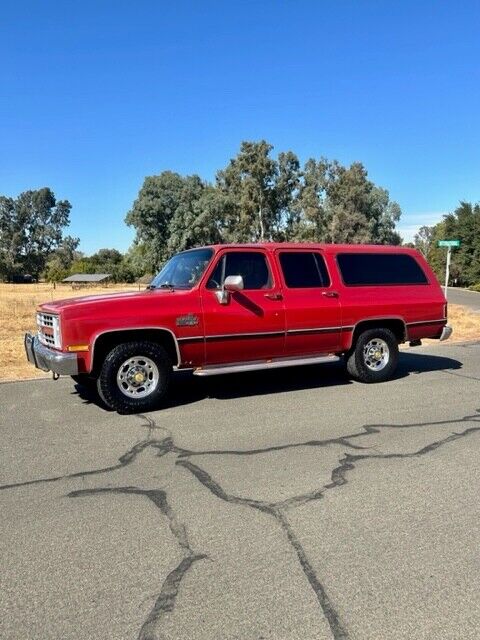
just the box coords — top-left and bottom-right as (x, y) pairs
(1, 341), (480, 640)
(447, 286), (480, 311)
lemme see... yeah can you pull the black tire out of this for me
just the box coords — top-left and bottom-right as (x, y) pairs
(346, 328), (398, 383)
(71, 374), (97, 390)
(96, 341), (172, 413)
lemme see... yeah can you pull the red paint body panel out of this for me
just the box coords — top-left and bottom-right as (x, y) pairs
(199, 247), (285, 364)
(37, 243), (447, 373)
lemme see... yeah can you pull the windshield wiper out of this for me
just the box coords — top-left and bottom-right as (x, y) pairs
(159, 282), (175, 291)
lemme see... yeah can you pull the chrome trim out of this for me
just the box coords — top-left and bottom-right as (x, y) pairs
(116, 355), (160, 398)
(180, 326), (352, 343)
(363, 338), (390, 371)
(204, 330), (285, 341)
(439, 324), (453, 341)
(25, 333), (78, 376)
(90, 327), (182, 370)
(287, 325), (353, 335)
(193, 354), (340, 376)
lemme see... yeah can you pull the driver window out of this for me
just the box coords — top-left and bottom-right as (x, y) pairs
(207, 252), (272, 290)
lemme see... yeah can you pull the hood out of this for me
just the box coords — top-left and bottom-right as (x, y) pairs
(40, 290), (149, 311)
(40, 288), (173, 313)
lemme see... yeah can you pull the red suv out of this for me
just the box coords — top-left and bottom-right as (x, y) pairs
(25, 243), (451, 412)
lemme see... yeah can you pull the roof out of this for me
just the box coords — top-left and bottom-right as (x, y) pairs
(184, 243), (417, 255)
(136, 274), (154, 285)
(62, 273), (111, 283)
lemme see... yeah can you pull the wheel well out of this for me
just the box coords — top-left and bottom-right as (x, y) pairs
(350, 319), (406, 349)
(91, 329), (179, 374)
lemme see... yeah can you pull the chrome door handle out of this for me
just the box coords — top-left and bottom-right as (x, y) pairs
(322, 291), (339, 298)
(264, 292), (283, 301)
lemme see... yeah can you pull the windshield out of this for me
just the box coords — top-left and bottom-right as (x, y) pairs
(150, 248), (213, 290)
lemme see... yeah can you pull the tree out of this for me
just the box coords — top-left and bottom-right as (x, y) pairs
(44, 236), (81, 282)
(288, 158), (329, 241)
(443, 202), (480, 286)
(125, 172), (188, 270)
(415, 203), (480, 287)
(216, 140), (281, 241)
(414, 226), (435, 259)
(126, 171), (222, 271)
(126, 140), (403, 265)
(0, 188), (72, 279)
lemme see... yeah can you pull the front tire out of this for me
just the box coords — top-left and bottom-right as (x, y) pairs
(346, 328), (398, 383)
(97, 341), (172, 413)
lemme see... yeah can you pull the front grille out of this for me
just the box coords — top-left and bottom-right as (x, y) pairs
(37, 312), (61, 349)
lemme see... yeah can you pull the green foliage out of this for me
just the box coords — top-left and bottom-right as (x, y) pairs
(43, 236), (81, 282)
(470, 283), (480, 292)
(125, 171), (226, 272)
(414, 203), (480, 287)
(126, 140), (403, 266)
(0, 188), (73, 280)
(66, 248), (137, 283)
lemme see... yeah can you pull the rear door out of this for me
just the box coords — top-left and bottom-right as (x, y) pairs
(200, 249), (286, 364)
(276, 250), (342, 355)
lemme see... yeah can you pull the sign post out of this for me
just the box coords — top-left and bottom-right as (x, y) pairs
(437, 240), (460, 299)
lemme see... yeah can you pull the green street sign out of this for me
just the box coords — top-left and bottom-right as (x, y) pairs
(438, 240), (460, 247)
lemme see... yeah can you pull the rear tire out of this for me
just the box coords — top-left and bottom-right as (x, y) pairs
(97, 341), (172, 413)
(346, 328), (398, 383)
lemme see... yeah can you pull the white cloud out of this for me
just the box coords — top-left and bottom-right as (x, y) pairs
(397, 212), (447, 243)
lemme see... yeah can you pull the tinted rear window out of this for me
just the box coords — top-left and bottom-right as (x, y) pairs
(279, 252), (330, 288)
(337, 253), (428, 286)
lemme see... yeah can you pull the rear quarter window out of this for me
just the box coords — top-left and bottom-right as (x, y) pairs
(337, 253), (428, 286)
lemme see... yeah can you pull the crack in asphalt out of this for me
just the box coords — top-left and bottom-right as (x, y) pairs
(277, 510), (349, 640)
(0, 415), (187, 492)
(175, 412), (480, 640)
(2, 410), (480, 640)
(137, 554), (206, 640)
(68, 485), (207, 640)
(442, 369), (480, 382)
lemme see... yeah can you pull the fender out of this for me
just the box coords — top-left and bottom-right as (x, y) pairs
(341, 316), (408, 351)
(89, 326), (182, 372)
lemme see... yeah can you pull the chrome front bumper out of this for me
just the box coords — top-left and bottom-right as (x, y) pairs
(439, 324), (453, 341)
(24, 333), (78, 376)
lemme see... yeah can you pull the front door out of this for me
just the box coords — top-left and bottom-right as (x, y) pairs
(200, 249), (285, 365)
(276, 250), (342, 355)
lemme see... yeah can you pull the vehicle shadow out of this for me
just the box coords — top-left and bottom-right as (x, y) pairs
(72, 351), (463, 412)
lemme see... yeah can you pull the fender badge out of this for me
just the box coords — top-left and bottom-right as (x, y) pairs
(176, 314), (199, 327)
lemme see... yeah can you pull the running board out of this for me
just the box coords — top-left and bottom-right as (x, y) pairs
(193, 354), (340, 377)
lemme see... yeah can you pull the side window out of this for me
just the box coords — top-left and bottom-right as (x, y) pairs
(207, 252), (272, 290)
(279, 252), (331, 288)
(337, 253), (428, 286)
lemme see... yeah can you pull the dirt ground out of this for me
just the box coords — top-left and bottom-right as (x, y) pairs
(1, 283), (479, 382)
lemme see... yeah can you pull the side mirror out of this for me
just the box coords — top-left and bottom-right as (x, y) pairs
(215, 275), (244, 304)
(224, 275), (244, 292)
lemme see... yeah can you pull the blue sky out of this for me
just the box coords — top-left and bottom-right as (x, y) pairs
(1, 1), (479, 253)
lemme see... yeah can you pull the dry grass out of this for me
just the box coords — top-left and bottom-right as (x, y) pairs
(0, 282), (139, 381)
(1, 284), (479, 382)
(434, 304), (480, 343)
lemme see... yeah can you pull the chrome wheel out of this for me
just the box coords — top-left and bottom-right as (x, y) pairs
(363, 338), (390, 371)
(116, 356), (159, 398)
